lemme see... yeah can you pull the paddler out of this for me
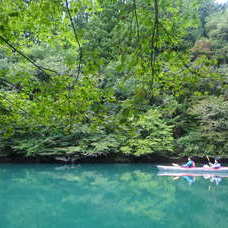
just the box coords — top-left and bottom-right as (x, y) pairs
(204, 158), (221, 169)
(210, 158), (221, 169)
(182, 157), (195, 168)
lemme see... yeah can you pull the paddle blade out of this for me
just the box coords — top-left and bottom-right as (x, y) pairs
(172, 163), (180, 167)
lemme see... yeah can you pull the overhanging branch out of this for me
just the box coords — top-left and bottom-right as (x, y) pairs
(0, 35), (59, 76)
(65, 0), (82, 80)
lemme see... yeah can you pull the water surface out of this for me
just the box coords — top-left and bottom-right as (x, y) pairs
(0, 164), (228, 228)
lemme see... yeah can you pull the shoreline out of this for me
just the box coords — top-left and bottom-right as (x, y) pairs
(0, 154), (227, 164)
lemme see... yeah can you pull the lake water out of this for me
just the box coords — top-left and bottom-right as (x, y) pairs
(0, 163), (228, 228)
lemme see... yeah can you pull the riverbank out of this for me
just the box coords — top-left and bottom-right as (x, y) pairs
(0, 153), (227, 164)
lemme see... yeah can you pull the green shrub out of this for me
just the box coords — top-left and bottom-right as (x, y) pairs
(177, 96), (228, 156)
(120, 109), (174, 156)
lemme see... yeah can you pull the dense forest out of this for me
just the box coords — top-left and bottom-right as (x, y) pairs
(0, 0), (227, 162)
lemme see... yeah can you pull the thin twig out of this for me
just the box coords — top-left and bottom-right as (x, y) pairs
(150, 0), (159, 89)
(65, 0), (82, 80)
(133, 0), (140, 44)
(0, 78), (21, 91)
(0, 93), (29, 115)
(0, 35), (59, 75)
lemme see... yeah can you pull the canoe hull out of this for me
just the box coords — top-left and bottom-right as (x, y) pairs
(157, 165), (228, 174)
(157, 172), (228, 178)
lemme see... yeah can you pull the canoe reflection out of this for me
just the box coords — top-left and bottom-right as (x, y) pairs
(158, 172), (226, 185)
(171, 175), (195, 185)
(204, 175), (222, 185)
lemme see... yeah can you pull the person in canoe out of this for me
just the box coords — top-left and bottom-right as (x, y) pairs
(211, 159), (221, 169)
(182, 157), (195, 168)
(204, 158), (221, 169)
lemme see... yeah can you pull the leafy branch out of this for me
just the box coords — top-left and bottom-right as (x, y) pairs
(0, 35), (59, 76)
(150, 0), (159, 90)
(65, 0), (82, 81)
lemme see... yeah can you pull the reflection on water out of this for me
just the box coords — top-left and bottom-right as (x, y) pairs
(158, 172), (226, 186)
(0, 164), (228, 228)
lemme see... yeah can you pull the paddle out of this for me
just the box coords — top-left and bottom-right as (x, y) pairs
(206, 155), (210, 163)
(171, 164), (180, 180)
(172, 163), (180, 167)
(206, 155), (213, 167)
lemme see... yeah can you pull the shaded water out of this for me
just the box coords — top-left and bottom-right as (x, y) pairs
(0, 164), (228, 228)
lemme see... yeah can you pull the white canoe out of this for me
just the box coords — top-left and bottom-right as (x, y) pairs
(157, 165), (228, 174)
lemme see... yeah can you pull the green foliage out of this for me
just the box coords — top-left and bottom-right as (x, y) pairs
(204, 9), (228, 66)
(0, 0), (227, 160)
(120, 110), (174, 156)
(177, 96), (228, 156)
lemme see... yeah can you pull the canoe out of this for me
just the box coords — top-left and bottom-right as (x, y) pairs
(157, 165), (228, 174)
(157, 172), (228, 178)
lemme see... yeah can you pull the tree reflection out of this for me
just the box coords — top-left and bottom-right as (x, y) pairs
(1, 164), (228, 228)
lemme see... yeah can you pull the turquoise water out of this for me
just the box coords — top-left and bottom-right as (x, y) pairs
(0, 164), (228, 228)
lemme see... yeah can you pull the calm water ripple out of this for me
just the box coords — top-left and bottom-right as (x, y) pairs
(0, 164), (228, 228)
